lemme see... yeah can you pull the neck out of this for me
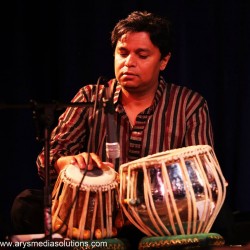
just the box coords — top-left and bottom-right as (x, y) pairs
(121, 85), (157, 127)
(122, 91), (153, 109)
(121, 84), (158, 108)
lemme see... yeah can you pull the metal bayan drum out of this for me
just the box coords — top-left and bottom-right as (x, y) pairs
(119, 145), (227, 236)
(51, 164), (124, 240)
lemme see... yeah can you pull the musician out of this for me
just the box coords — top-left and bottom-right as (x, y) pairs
(11, 11), (223, 248)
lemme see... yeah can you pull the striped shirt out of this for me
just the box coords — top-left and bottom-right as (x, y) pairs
(36, 76), (214, 181)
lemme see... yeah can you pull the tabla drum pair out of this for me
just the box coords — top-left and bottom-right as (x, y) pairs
(51, 145), (227, 240)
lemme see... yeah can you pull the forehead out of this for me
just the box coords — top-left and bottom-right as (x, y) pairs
(117, 32), (154, 49)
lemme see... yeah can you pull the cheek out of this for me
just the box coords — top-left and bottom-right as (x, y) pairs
(114, 58), (121, 77)
(142, 61), (158, 74)
(114, 57), (123, 71)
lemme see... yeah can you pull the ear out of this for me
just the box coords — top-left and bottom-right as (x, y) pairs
(160, 53), (171, 71)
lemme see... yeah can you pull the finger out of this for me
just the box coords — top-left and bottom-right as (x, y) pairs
(75, 154), (87, 170)
(103, 162), (114, 169)
(81, 152), (94, 170)
(70, 157), (77, 165)
(89, 153), (104, 168)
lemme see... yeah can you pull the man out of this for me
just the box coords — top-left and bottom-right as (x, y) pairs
(37, 11), (213, 179)
(11, 11), (215, 248)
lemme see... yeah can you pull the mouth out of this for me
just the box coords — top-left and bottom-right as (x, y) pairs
(122, 71), (135, 76)
(121, 71), (137, 80)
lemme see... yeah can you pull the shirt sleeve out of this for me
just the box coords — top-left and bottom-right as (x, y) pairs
(184, 95), (214, 148)
(36, 86), (94, 182)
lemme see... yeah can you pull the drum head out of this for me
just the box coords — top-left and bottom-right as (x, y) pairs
(64, 164), (116, 187)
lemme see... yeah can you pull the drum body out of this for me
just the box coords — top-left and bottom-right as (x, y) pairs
(119, 145), (227, 237)
(52, 164), (123, 240)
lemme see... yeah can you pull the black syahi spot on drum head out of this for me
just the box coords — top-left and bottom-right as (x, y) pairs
(85, 167), (104, 177)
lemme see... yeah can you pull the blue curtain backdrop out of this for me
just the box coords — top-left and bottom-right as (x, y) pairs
(1, 0), (250, 236)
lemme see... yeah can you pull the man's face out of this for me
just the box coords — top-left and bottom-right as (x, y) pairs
(114, 31), (170, 94)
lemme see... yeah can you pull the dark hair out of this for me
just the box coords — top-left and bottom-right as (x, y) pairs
(111, 11), (173, 58)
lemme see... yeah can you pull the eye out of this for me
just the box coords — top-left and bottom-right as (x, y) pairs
(116, 48), (129, 58)
(137, 50), (150, 59)
(139, 54), (148, 59)
(119, 52), (129, 58)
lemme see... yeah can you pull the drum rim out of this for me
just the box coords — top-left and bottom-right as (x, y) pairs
(61, 164), (118, 191)
(119, 145), (215, 171)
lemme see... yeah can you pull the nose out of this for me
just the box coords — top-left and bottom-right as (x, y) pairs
(124, 54), (136, 67)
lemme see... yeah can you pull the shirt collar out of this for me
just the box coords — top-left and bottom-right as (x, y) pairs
(114, 76), (166, 114)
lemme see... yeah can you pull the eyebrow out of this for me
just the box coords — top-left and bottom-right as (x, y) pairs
(117, 46), (151, 53)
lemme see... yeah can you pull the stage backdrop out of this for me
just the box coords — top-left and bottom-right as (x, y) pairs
(1, 0), (250, 236)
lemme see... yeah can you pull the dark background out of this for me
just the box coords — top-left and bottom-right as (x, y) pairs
(0, 0), (250, 239)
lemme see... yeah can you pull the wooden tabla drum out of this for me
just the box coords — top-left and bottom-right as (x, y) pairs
(51, 164), (123, 240)
(119, 145), (227, 237)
